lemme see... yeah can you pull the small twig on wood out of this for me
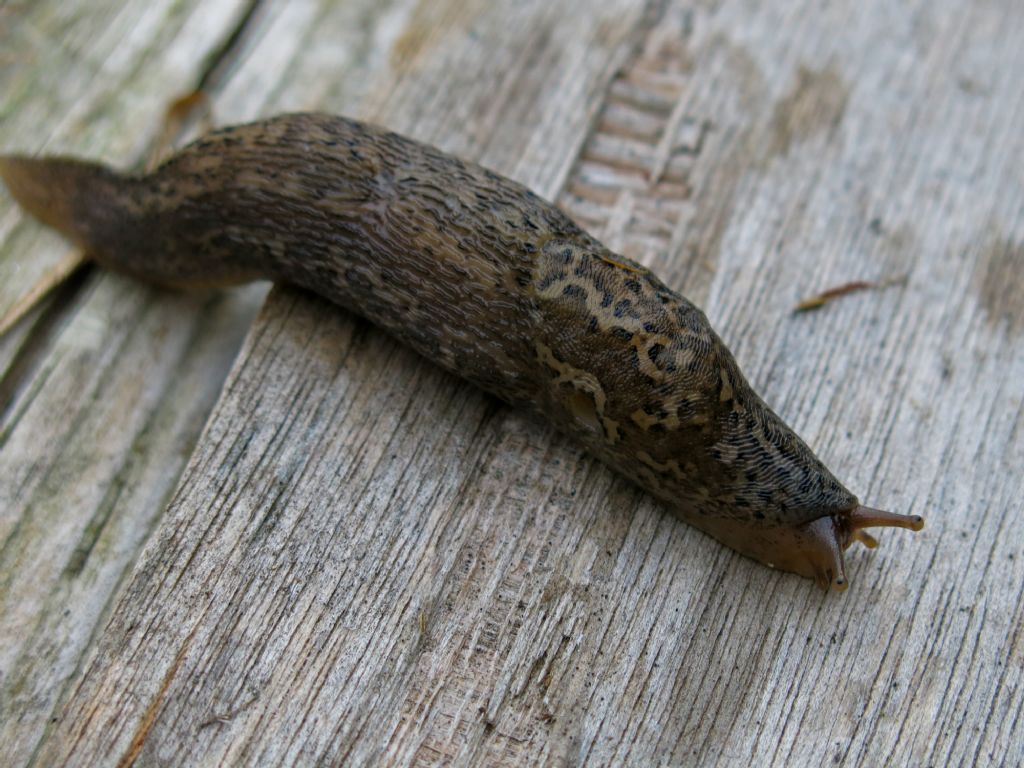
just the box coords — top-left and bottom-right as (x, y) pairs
(793, 274), (907, 313)
(148, 90), (213, 170)
(0, 249), (84, 337)
(597, 253), (643, 273)
(198, 693), (260, 730)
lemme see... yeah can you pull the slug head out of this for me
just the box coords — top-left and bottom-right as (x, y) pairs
(781, 506), (924, 591)
(697, 505), (924, 591)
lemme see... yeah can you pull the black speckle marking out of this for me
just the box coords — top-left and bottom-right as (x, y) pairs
(562, 284), (587, 301)
(610, 327), (632, 341)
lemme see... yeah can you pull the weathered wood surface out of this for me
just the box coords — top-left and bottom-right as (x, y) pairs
(2, 0), (1022, 766)
(0, 1), (268, 763)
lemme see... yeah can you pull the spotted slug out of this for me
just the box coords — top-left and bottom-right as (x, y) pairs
(0, 112), (923, 590)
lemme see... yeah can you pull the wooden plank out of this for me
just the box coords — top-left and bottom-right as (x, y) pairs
(0, 278), (265, 762)
(15, 1), (1024, 767)
(0, 1), (268, 763)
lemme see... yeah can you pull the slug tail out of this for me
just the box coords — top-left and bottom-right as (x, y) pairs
(0, 155), (127, 252)
(2, 153), (261, 290)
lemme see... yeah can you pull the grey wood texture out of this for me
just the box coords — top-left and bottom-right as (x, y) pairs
(2, 0), (1022, 766)
(0, 1), (268, 763)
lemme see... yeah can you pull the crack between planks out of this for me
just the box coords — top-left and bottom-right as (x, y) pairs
(0, 266), (93, 446)
(194, 0), (270, 95)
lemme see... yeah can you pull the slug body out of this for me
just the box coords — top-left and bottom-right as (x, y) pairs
(0, 113), (922, 590)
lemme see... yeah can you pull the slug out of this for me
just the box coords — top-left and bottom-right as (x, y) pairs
(0, 112), (923, 590)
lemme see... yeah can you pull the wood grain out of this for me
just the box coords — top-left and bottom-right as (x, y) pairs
(3, 0), (1023, 766)
(0, 274), (267, 764)
(0, 2), (268, 763)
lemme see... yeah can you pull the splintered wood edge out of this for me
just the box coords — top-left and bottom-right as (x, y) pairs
(0, 249), (83, 337)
